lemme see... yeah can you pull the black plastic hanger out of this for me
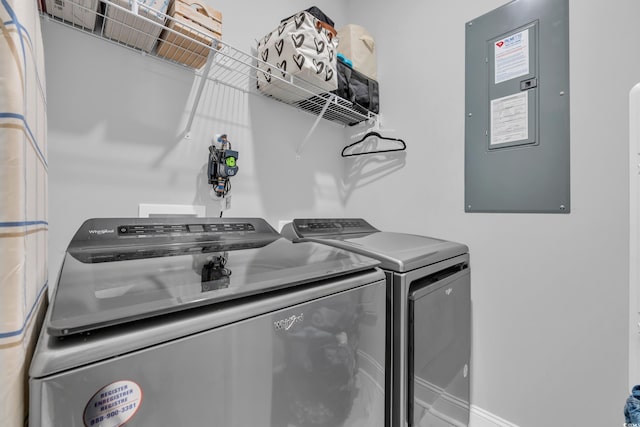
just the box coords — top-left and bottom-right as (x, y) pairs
(341, 131), (406, 157)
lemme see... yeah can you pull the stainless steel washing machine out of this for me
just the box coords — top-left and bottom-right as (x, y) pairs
(29, 217), (387, 427)
(282, 218), (471, 427)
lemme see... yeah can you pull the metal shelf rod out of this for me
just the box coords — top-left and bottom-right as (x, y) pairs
(184, 50), (215, 139)
(297, 94), (336, 158)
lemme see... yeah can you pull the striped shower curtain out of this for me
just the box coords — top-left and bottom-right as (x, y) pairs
(0, 0), (49, 426)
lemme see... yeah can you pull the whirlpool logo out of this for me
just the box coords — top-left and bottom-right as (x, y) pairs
(274, 313), (303, 331)
(88, 229), (115, 235)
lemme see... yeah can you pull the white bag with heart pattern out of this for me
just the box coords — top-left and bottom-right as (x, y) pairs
(257, 11), (338, 103)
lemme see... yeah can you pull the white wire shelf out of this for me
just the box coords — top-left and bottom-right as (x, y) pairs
(40, 0), (378, 128)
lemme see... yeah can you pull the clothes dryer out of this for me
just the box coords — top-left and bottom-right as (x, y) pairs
(282, 218), (471, 427)
(29, 217), (387, 427)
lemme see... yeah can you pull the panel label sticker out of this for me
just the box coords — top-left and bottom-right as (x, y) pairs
(490, 91), (529, 145)
(83, 380), (143, 427)
(494, 29), (529, 84)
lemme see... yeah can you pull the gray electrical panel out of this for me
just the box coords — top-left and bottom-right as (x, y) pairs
(465, 0), (570, 213)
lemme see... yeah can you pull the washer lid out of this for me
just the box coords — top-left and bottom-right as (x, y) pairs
(47, 217), (380, 336)
(288, 219), (468, 272)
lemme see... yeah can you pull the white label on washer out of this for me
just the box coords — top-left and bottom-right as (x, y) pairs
(494, 29), (529, 84)
(83, 380), (143, 427)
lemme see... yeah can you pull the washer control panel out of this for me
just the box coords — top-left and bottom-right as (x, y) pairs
(68, 217), (275, 249)
(117, 222), (256, 236)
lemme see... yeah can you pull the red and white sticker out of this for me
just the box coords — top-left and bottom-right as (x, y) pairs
(494, 28), (530, 84)
(83, 380), (143, 427)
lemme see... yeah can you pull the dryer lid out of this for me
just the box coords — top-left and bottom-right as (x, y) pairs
(288, 218), (468, 272)
(47, 217), (380, 336)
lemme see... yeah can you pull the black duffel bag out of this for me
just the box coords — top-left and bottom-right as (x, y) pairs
(334, 56), (380, 115)
(281, 6), (335, 27)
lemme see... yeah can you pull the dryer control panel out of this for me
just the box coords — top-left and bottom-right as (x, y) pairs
(288, 218), (379, 238)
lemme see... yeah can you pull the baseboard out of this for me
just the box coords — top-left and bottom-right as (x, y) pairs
(470, 405), (519, 427)
(413, 375), (469, 426)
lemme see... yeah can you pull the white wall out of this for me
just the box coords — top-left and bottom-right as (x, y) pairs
(42, 0), (640, 426)
(43, 0), (352, 275)
(344, 0), (639, 426)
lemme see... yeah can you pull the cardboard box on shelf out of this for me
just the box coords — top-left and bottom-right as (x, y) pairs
(337, 24), (377, 80)
(157, 0), (222, 69)
(103, 0), (171, 53)
(45, 0), (99, 31)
